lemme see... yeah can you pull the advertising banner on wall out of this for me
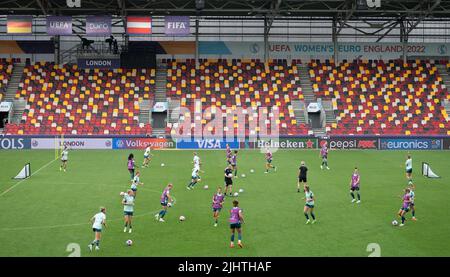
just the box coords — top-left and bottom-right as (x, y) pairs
(31, 138), (112, 149)
(113, 138), (175, 149)
(86, 16), (112, 36)
(77, 58), (120, 69)
(443, 138), (450, 150)
(165, 16), (190, 36)
(254, 138), (318, 149)
(46, 16), (72, 35)
(0, 138), (30, 149)
(176, 139), (239, 149)
(320, 137), (379, 150)
(379, 138), (442, 150)
(197, 41), (450, 59)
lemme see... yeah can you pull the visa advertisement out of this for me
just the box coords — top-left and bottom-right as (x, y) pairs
(113, 138), (175, 149)
(379, 138), (442, 150)
(176, 139), (239, 149)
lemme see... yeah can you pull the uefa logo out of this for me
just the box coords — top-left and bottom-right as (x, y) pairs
(116, 140), (124, 148)
(250, 43), (260, 54)
(439, 44), (447, 55)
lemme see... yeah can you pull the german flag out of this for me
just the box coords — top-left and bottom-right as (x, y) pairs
(7, 15), (32, 34)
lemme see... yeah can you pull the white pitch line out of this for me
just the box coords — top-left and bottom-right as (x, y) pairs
(0, 158), (58, 197)
(0, 209), (161, 232)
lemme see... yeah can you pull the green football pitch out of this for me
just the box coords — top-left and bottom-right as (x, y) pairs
(0, 149), (449, 257)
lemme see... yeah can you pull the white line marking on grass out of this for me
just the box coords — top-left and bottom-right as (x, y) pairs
(0, 209), (160, 232)
(0, 158), (58, 197)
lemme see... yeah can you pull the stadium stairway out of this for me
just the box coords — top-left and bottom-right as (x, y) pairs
(298, 64), (316, 104)
(4, 63), (26, 124)
(154, 65), (168, 102)
(436, 64), (450, 88)
(292, 100), (308, 124)
(138, 99), (152, 126)
(152, 61), (169, 136)
(3, 63), (24, 102)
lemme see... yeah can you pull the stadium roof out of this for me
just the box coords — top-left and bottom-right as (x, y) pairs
(1, 0), (449, 18)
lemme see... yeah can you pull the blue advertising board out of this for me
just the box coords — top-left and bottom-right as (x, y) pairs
(77, 58), (120, 69)
(0, 137), (31, 149)
(176, 139), (239, 149)
(379, 138), (442, 150)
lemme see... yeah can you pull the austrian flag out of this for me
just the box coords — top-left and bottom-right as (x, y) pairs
(126, 16), (152, 34)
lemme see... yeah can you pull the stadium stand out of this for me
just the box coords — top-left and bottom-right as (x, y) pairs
(0, 58), (14, 92)
(309, 59), (450, 135)
(165, 58), (309, 136)
(4, 62), (155, 135)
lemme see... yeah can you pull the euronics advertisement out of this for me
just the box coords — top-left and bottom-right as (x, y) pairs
(379, 138), (442, 150)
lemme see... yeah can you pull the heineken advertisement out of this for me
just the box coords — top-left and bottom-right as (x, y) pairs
(255, 138), (318, 149)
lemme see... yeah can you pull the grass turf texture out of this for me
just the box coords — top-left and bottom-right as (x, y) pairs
(0, 149), (449, 257)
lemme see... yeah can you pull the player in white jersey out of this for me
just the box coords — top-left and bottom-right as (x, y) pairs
(405, 154), (413, 185)
(187, 167), (201, 190)
(131, 171), (144, 197)
(122, 190), (135, 233)
(88, 207), (106, 251)
(142, 146), (153, 168)
(60, 146), (69, 172)
(193, 152), (202, 172)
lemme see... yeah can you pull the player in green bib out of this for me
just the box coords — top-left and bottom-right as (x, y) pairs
(303, 185), (316, 224)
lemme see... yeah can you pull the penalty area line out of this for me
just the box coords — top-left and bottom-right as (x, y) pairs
(0, 158), (58, 197)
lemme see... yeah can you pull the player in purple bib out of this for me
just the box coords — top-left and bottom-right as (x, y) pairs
(226, 144), (232, 164)
(320, 142), (330, 170)
(231, 150), (238, 177)
(127, 153), (135, 180)
(155, 183), (174, 222)
(397, 188), (411, 227)
(212, 187), (225, 227)
(229, 200), (244, 248)
(350, 167), (361, 203)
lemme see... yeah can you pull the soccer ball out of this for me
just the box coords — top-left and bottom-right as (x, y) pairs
(167, 202), (173, 207)
(161, 163), (165, 167)
(203, 185), (209, 190)
(250, 169), (254, 173)
(119, 191), (125, 196)
(228, 173), (233, 178)
(179, 215), (186, 221)
(233, 192), (239, 197)
(126, 239), (133, 246)
(238, 189), (244, 193)
(392, 220), (398, 226)
(241, 174), (246, 178)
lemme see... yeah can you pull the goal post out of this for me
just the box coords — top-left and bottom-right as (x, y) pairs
(422, 162), (440, 178)
(13, 163), (31, 179)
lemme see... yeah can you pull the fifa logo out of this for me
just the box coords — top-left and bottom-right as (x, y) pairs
(67, 0), (81, 8)
(366, 0), (381, 8)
